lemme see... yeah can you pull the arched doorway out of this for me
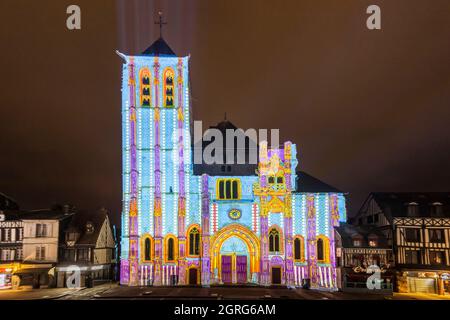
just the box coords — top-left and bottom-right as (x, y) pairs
(220, 236), (249, 284)
(210, 224), (260, 285)
(188, 267), (198, 285)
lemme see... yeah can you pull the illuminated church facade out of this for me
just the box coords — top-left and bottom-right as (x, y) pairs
(118, 37), (347, 288)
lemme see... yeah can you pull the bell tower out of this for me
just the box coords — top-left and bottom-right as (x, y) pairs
(118, 14), (192, 285)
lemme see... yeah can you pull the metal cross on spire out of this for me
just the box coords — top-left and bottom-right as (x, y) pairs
(154, 11), (167, 38)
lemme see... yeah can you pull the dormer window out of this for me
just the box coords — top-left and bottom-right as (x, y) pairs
(431, 202), (443, 216)
(352, 235), (363, 247)
(86, 222), (94, 234)
(368, 234), (378, 247)
(407, 202), (419, 216)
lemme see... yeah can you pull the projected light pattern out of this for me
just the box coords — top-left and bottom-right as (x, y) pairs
(118, 38), (347, 289)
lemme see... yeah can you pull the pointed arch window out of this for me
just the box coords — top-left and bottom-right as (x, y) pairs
(317, 238), (324, 261)
(168, 238), (174, 260)
(141, 235), (153, 262)
(316, 235), (330, 263)
(139, 68), (151, 107)
(293, 236), (305, 261)
(145, 238), (151, 261)
(188, 227), (200, 256)
(165, 236), (177, 262)
(163, 68), (175, 107)
(269, 228), (280, 253)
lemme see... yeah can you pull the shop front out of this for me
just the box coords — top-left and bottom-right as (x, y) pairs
(0, 267), (12, 289)
(438, 272), (450, 296)
(0, 264), (21, 290)
(13, 264), (54, 289)
(400, 270), (450, 295)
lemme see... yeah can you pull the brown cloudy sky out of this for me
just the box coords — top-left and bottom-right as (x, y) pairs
(0, 0), (449, 226)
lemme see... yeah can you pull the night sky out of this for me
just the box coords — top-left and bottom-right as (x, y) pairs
(1, 0), (449, 227)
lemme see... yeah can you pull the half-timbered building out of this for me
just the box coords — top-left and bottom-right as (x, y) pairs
(355, 192), (450, 295)
(0, 193), (23, 289)
(335, 222), (393, 293)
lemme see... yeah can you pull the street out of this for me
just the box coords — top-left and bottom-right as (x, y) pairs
(1, 283), (449, 300)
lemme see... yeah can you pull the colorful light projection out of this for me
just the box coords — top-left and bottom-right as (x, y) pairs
(118, 43), (347, 289)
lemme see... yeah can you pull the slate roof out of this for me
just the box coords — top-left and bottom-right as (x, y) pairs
(0, 210), (27, 221)
(295, 171), (342, 193)
(192, 119), (343, 193)
(65, 209), (108, 246)
(368, 192), (450, 219)
(335, 222), (390, 249)
(141, 37), (176, 56)
(193, 119), (258, 176)
(0, 192), (19, 210)
(20, 208), (75, 220)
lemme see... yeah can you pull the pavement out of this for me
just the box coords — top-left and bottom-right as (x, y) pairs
(0, 283), (448, 300)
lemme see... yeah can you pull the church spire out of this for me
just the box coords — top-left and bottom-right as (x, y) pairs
(142, 11), (175, 56)
(154, 11), (167, 38)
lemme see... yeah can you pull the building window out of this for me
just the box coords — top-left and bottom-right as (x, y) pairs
(141, 235), (153, 262)
(66, 232), (78, 242)
(216, 179), (241, 200)
(293, 236), (304, 261)
(352, 235), (363, 247)
(429, 229), (445, 243)
(145, 238), (151, 261)
(1, 228), (11, 242)
(317, 238), (325, 260)
(64, 249), (75, 262)
(405, 250), (421, 264)
(267, 174), (284, 188)
(163, 68), (175, 107)
(351, 254), (364, 266)
(188, 227), (200, 256)
(168, 238), (174, 261)
(316, 236), (330, 263)
(165, 236), (177, 262)
(269, 228), (280, 253)
(374, 214), (379, 223)
(372, 254), (381, 266)
(407, 202), (419, 216)
(405, 228), (421, 242)
(140, 68), (151, 107)
(430, 251), (445, 265)
(368, 235), (378, 247)
(35, 246), (45, 260)
(367, 215), (373, 224)
(36, 224), (48, 237)
(77, 248), (90, 262)
(431, 202), (443, 216)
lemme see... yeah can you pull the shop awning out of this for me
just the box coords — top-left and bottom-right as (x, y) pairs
(13, 268), (51, 275)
